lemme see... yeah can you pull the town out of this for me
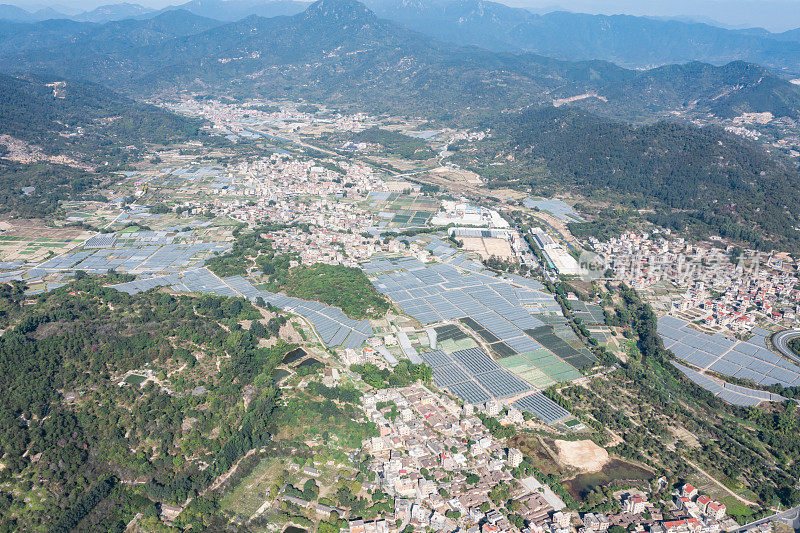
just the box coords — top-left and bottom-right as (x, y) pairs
(0, 95), (798, 533)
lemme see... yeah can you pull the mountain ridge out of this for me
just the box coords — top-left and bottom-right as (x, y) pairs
(1, 0), (798, 123)
(3, 0), (800, 76)
(362, 0), (800, 73)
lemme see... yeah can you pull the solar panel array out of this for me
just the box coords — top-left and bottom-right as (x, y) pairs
(425, 239), (458, 259)
(523, 198), (584, 223)
(0, 261), (25, 270)
(112, 268), (238, 297)
(570, 301), (606, 325)
(253, 289), (372, 350)
(0, 270), (23, 282)
(84, 234), (117, 248)
(370, 257), (566, 358)
(421, 347), (532, 403)
(34, 243), (229, 275)
(376, 345), (398, 366)
(658, 316), (800, 387)
(672, 362), (787, 407)
(362, 256), (426, 274)
(512, 392), (571, 425)
(397, 331), (423, 364)
(35, 250), (96, 271)
(117, 230), (182, 246)
(111, 270), (373, 349)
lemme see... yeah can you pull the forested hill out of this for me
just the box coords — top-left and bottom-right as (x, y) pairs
(0, 73), (202, 166)
(1, 0), (800, 123)
(584, 61), (800, 120)
(499, 106), (800, 252)
(0, 73), (204, 218)
(0, 277), (294, 530)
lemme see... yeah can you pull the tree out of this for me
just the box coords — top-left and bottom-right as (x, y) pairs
(303, 478), (319, 501)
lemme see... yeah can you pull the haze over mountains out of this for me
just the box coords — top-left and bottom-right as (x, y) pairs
(3, 0), (800, 73)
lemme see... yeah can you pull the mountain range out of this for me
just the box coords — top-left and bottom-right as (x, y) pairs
(1, 0), (799, 123)
(3, 0), (800, 74)
(0, 72), (204, 217)
(0, 0), (309, 23)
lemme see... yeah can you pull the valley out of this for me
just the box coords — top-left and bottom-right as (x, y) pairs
(0, 1), (799, 533)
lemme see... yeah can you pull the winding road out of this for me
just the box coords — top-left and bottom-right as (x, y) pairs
(770, 329), (800, 365)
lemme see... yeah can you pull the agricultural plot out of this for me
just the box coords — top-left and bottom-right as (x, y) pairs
(365, 193), (439, 229)
(422, 347), (533, 405)
(489, 341), (518, 358)
(219, 457), (284, 520)
(434, 324), (469, 342)
(369, 253), (595, 392)
(391, 210), (431, 227)
(525, 326), (597, 369)
(497, 354), (556, 389)
(369, 255), (581, 362)
(570, 301), (606, 325)
(658, 316), (800, 387)
(499, 349), (582, 387)
(438, 337), (478, 353)
(0, 233), (84, 262)
(513, 392), (572, 425)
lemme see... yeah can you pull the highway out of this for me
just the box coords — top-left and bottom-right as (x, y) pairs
(770, 329), (800, 365)
(734, 504), (800, 532)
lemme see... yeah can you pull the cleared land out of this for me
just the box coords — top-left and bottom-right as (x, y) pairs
(460, 236), (513, 259)
(219, 457), (285, 520)
(554, 439), (610, 473)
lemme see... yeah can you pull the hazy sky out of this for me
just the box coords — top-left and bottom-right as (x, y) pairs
(11, 0), (800, 31)
(514, 0), (800, 31)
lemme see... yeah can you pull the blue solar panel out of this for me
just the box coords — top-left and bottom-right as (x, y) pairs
(513, 393), (570, 424)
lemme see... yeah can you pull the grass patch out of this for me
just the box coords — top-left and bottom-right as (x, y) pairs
(219, 458), (284, 519)
(124, 374), (147, 386)
(719, 496), (755, 520)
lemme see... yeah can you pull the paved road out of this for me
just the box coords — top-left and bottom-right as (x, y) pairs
(734, 504), (800, 532)
(771, 329), (800, 365)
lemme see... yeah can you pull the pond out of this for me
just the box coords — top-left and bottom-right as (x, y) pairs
(564, 459), (652, 499)
(282, 347), (307, 365)
(283, 526), (307, 533)
(296, 357), (323, 368)
(272, 369), (291, 384)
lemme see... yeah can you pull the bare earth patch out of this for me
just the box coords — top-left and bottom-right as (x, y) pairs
(460, 236), (514, 260)
(554, 439), (609, 473)
(0, 134), (94, 170)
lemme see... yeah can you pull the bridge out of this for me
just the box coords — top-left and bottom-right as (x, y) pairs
(733, 504), (800, 532)
(770, 329), (800, 365)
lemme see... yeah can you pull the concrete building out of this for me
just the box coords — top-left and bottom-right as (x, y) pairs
(531, 228), (582, 275)
(624, 495), (646, 514)
(507, 447), (523, 468)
